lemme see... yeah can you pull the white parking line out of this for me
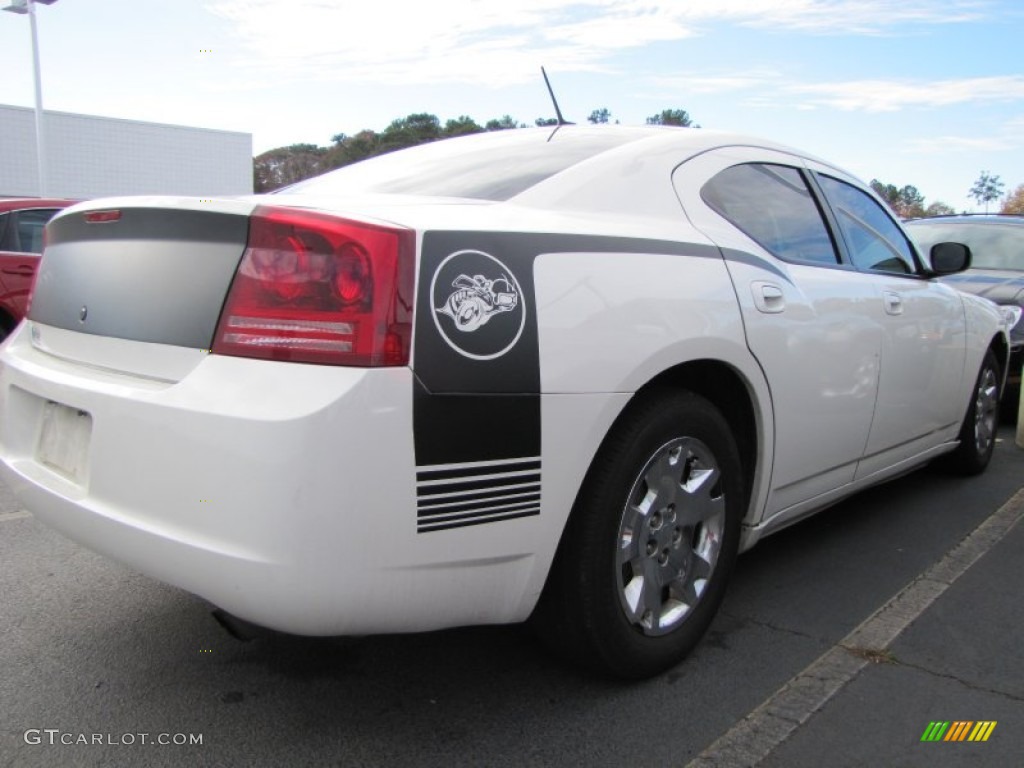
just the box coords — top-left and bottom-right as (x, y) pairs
(0, 510), (32, 522)
(686, 487), (1024, 768)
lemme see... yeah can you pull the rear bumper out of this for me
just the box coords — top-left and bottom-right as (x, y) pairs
(0, 323), (540, 634)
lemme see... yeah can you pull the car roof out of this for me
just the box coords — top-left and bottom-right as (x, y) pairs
(905, 214), (1024, 227)
(0, 198), (77, 213)
(277, 124), (847, 223)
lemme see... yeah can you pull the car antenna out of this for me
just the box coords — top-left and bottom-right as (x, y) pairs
(541, 66), (573, 140)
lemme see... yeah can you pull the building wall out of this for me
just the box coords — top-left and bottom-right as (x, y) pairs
(0, 104), (252, 198)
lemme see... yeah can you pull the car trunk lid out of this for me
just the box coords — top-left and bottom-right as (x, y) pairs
(31, 202), (255, 350)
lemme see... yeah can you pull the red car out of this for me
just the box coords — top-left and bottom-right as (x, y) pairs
(0, 198), (77, 339)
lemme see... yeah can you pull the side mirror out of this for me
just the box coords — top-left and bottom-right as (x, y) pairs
(929, 242), (972, 275)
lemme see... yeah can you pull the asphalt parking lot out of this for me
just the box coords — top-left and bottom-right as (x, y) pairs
(2, 428), (1022, 768)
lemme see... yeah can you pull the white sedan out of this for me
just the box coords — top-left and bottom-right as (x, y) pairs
(0, 126), (1009, 678)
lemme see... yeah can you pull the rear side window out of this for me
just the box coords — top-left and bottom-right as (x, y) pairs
(817, 176), (919, 275)
(9, 209), (58, 254)
(701, 164), (839, 266)
(14, 208), (56, 253)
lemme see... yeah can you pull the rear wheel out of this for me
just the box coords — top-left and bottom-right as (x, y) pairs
(534, 390), (744, 679)
(940, 349), (1000, 476)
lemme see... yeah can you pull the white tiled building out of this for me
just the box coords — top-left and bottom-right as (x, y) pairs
(1, 104), (252, 198)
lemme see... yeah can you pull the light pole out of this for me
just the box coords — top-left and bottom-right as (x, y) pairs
(2, 0), (58, 197)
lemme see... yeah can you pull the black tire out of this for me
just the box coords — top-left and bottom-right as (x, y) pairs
(999, 383), (1020, 425)
(533, 389), (744, 680)
(939, 348), (1001, 476)
(0, 314), (14, 343)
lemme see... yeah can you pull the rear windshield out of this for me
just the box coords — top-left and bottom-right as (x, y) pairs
(279, 128), (657, 202)
(905, 220), (1024, 270)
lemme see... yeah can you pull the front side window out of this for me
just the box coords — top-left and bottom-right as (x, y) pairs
(817, 176), (919, 275)
(701, 163), (839, 266)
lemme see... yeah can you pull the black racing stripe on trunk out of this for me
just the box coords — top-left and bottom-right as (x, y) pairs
(46, 208), (248, 246)
(32, 209), (248, 348)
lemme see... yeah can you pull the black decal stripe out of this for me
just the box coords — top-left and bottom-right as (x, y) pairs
(417, 459), (541, 481)
(418, 468), (541, 488)
(418, 489), (541, 512)
(413, 453), (542, 532)
(418, 508), (540, 533)
(418, 493), (542, 516)
(417, 475), (540, 496)
(416, 455), (543, 471)
(720, 247), (796, 285)
(412, 231), (732, 532)
(419, 500), (541, 523)
(413, 379), (541, 464)
(415, 481), (541, 503)
(414, 232), (721, 396)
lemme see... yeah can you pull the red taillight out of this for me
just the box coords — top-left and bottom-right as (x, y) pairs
(84, 210), (122, 223)
(212, 206), (414, 366)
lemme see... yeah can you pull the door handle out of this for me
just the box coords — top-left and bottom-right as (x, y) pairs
(751, 281), (785, 314)
(883, 291), (903, 316)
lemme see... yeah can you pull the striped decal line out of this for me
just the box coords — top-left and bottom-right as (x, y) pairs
(416, 457), (541, 533)
(968, 722), (997, 742)
(921, 722), (950, 742)
(920, 721), (997, 742)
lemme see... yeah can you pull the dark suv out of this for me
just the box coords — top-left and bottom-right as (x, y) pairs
(905, 214), (1024, 416)
(0, 198), (76, 339)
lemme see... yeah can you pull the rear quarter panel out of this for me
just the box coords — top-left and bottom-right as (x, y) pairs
(408, 216), (772, 617)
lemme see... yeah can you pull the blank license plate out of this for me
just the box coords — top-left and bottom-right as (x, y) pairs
(36, 401), (92, 484)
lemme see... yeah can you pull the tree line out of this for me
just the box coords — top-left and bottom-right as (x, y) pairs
(253, 110), (1021, 215)
(253, 107), (696, 192)
(870, 171), (1023, 218)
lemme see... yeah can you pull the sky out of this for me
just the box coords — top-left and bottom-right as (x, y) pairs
(1, 0), (1021, 209)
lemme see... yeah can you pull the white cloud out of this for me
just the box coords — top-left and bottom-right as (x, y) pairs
(787, 75), (1024, 112)
(204, 0), (993, 86)
(905, 113), (1024, 154)
(545, 7), (697, 49)
(906, 135), (1018, 153)
(722, 0), (988, 33)
(650, 71), (782, 94)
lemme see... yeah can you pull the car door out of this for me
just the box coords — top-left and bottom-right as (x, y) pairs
(0, 207), (59, 321)
(0, 212), (10, 312)
(812, 172), (966, 477)
(674, 148), (883, 521)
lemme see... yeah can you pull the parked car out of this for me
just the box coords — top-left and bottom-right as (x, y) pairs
(0, 198), (77, 339)
(904, 214), (1024, 416)
(0, 127), (1010, 679)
